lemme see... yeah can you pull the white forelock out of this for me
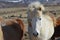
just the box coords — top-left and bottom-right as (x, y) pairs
(28, 1), (45, 11)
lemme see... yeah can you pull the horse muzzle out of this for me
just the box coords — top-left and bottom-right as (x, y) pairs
(33, 32), (38, 37)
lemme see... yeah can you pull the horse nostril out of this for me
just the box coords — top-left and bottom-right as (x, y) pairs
(33, 33), (38, 37)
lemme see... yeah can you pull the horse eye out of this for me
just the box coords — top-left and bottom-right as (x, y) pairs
(38, 8), (41, 11)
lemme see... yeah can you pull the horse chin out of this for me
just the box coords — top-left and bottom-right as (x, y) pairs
(32, 35), (40, 40)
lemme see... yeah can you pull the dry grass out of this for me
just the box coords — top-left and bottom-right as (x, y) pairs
(0, 5), (60, 40)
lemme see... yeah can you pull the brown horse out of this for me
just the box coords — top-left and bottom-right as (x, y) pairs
(0, 17), (25, 40)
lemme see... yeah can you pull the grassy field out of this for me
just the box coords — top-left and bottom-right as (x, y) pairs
(0, 6), (60, 40)
(0, 5), (60, 30)
(0, 6), (60, 17)
(0, 5), (60, 28)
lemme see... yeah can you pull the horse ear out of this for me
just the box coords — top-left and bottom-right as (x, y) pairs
(16, 18), (25, 32)
(40, 5), (45, 11)
(15, 18), (23, 24)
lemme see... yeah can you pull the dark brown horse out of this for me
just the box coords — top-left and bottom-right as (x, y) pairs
(0, 17), (25, 40)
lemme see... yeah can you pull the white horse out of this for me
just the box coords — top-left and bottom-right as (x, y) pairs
(27, 1), (54, 40)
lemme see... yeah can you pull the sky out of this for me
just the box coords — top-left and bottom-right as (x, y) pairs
(0, 0), (60, 3)
(0, 0), (51, 1)
(0, 0), (56, 1)
(0, 0), (22, 1)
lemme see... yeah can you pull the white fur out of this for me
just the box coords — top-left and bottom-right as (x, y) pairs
(27, 1), (54, 40)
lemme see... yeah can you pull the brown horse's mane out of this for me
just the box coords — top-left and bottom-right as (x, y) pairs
(56, 17), (60, 26)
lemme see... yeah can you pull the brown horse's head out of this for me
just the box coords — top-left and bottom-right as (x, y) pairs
(0, 17), (25, 40)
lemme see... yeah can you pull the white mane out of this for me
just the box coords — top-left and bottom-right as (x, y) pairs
(28, 1), (45, 11)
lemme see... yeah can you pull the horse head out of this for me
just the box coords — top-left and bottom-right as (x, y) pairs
(27, 1), (45, 37)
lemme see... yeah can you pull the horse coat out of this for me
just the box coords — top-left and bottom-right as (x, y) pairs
(0, 17), (25, 40)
